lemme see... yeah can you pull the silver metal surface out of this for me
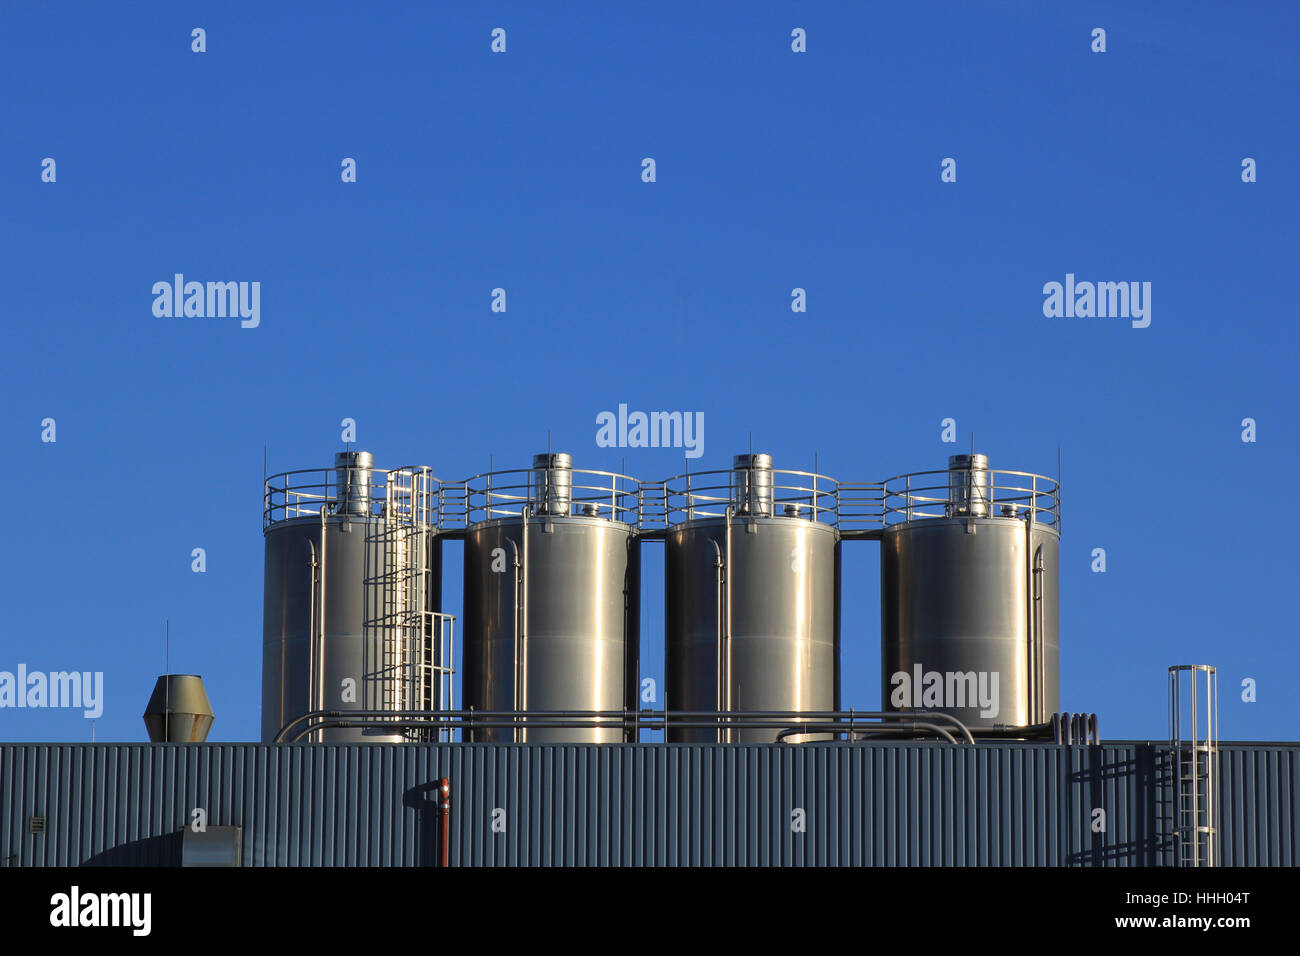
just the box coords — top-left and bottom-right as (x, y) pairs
(182, 826), (243, 867)
(460, 457), (640, 743)
(142, 675), (213, 743)
(664, 455), (840, 743)
(334, 451), (374, 516)
(881, 458), (1060, 731)
(947, 453), (990, 517)
(732, 453), (774, 516)
(532, 453), (573, 515)
(262, 456), (447, 743)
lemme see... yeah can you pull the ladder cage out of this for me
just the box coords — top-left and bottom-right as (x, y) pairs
(376, 469), (457, 739)
(1168, 664), (1219, 867)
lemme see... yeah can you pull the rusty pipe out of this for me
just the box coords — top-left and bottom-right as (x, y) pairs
(438, 777), (451, 868)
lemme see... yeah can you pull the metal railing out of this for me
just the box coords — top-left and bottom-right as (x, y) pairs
(264, 464), (438, 529)
(881, 468), (1060, 528)
(636, 480), (669, 530)
(445, 466), (641, 527)
(659, 468), (841, 527)
(267, 458), (1061, 533)
(837, 481), (886, 532)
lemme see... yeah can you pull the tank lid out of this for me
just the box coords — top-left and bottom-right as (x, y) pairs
(533, 452), (573, 469)
(335, 450), (374, 468)
(948, 453), (988, 470)
(733, 453), (773, 470)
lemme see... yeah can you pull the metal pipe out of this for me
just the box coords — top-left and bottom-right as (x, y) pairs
(284, 715), (967, 746)
(307, 520), (318, 733)
(438, 777), (451, 868)
(1034, 547), (1045, 725)
(508, 537), (521, 743)
(277, 708), (977, 744)
(724, 505), (733, 743)
(317, 506), (328, 743)
(776, 722), (958, 745)
(1024, 514), (1035, 724)
(520, 504), (529, 738)
(1212, 669), (1219, 866)
(710, 539), (724, 743)
(300, 538), (317, 748)
(288, 716), (976, 743)
(278, 708), (979, 740)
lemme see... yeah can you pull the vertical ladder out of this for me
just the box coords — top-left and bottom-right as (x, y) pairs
(419, 611), (456, 742)
(377, 469), (457, 741)
(1168, 664), (1219, 867)
(381, 468), (425, 719)
(387, 468), (458, 741)
(379, 474), (403, 715)
(637, 481), (668, 531)
(438, 479), (470, 531)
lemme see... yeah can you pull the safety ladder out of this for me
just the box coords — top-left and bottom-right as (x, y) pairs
(637, 481), (668, 532)
(438, 479), (470, 530)
(1168, 664), (1219, 867)
(411, 611), (457, 742)
(381, 469), (432, 717)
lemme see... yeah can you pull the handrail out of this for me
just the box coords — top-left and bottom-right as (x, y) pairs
(264, 464), (438, 529)
(267, 458), (1058, 533)
(661, 467), (842, 526)
(836, 481), (886, 531)
(880, 467), (1060, 528)
(452, 466), (641, 526)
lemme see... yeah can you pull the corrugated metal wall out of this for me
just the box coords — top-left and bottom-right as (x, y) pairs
(1, 742), (1295, 866)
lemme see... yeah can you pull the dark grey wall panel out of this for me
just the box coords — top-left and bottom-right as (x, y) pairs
(1, 742), (1295, 867)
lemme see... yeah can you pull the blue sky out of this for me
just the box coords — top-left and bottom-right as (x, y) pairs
(1, 1), (1296, 742)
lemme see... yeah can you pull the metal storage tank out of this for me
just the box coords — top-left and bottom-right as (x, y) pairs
(261, 452), (450, 743)
(460, 453), (640, 743)
(664, 454), (841, 743)
(881, 454), (1060, 731)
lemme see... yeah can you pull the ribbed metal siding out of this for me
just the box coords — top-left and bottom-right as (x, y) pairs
(1, 742), (1294, 866)
(1218, 746), (1299, 866)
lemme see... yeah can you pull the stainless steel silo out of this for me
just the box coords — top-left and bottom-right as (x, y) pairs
(664, 454), (840, 743)
(460, 453), (640, 743)
(261, 453), (445, 743)
(881, 454), (1060, 732)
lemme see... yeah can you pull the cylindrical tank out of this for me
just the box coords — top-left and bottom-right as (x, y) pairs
(261, 456), (441, 743)
(461, 454), (639, 743)
(665, 454), (840, 743)
(881, 455), (1059, 731)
